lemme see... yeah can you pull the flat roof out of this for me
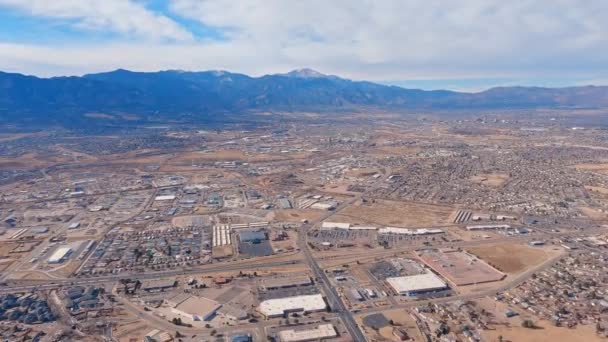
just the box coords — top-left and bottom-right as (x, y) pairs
(258, 294), (326, 317)
(321, 222), (350, 230)
(174, 296), (220, 316)
(386, 273), (447, 294)
(155, 195), (176, 201)
(278, 324), (337, 342)
(261, 274), (311, 289)
(48, 247), (72, 263)
(379, 227), (443, 235)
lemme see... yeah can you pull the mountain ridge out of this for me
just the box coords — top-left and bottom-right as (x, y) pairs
(1, 69), (608, 125)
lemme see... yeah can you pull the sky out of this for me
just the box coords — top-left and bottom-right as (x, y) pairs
(0, 0), (607, 91)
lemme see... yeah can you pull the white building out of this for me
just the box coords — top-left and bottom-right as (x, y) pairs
(466, 224), (511, 231)
(154, 195), (176, 201)
(379, 227), (444, 235)
(321, 222), (350, 230)
(48, 247), (72, 263)
(278, 324), (337, 342)
(386, 273), (448, 296)
(258, 294), (327, 318)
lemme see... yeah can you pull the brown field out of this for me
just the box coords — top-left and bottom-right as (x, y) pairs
(331, 199), (454, 227)
(476, 297), (604, 342)
(482, 321), (603, 342)
(585, 185), (608, 195)
(470, 173), (510, 187)
(579, 206), (608, 220)
(574, 162), (608, 173)
(273, 209), (328, 222)
(467, 243), (557, 274)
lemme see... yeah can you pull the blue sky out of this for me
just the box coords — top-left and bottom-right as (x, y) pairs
(0, 0), (607, 92)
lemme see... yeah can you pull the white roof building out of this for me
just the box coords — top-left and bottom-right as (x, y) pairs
(321, 222), (350, 230)
(258, 294), (327, 317)
(466, 224), (511, 231)
(386, 273), (448, 296)
(379, 227), (444, 235)
(278, 324), (337, 342)
(48, 247), (72, 263)
(154, 195), (176, 201)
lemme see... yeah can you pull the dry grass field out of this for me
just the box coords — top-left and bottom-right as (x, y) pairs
(470, 173), (510, 187)
(482, 320), (603, 342)
(574, 162), (608, 174)
(467, 243), (557, 274)
(331, 199), (454, 227)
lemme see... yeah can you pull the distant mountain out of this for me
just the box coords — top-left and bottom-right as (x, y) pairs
(1, 68), (607, 125)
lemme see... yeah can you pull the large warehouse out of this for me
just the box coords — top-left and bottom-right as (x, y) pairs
(47, 247), (72, 264)
(278, 324), (337, 342)
(386, 273), (448, 296)
(258, 294), (327, 318)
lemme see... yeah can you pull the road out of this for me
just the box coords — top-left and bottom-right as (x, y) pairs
(297, 195), (368, 342)
(0, 259), (302, 294)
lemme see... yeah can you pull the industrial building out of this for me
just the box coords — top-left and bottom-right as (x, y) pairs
(167, 294), (221, 322)
(465, 224), (511, 231)
(277, 324), (337, 342)
(320, 222), (350, 230)
(261, 275), (312, 290)
(258, 294), (327, 318)
(378, 227), (444, 235)
(386, 272), (448, 296)
(48, 247), (72, 264)
(140, 279), (177, 292)
(154, 195), (176, 201)
(238, 230), (267, 243)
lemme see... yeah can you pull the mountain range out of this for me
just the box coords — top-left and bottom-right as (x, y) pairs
(1, 68), (607, 125)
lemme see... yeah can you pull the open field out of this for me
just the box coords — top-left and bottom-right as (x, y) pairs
(331, 199), (454, 227)
(574, 162), (608, 174)
(578, 206), (608, 220)
(585, 185), (608, 195)
(467, 243), (559, 274)
(470, 173), (510, 187)
(273, 209), (328, 222)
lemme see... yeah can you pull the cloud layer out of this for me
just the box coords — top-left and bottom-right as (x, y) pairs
(0, 0), (607, 88)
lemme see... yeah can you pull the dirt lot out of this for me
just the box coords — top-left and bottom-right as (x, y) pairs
(470, 173), (510, 187)
(273, 209), (327, 222)
(476, 297), (604, 342)
(357, 309), (424, 342)
(585, 185), (608, 195)
(578, 206), (608, 220)
(574, 162), (608, 174)
(331, 199), (454, 227)
(467, 243), (558, 274)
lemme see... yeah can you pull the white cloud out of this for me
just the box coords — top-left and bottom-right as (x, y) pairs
(0, 0), (607, 84)
(0, 0), (193, 41)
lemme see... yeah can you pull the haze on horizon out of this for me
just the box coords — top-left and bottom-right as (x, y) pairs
(0, 0), (607, 91)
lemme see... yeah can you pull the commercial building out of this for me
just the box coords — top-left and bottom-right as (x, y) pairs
(320, 222), (350, 230)
(168, 294), (221, 322)
(141, 279), (177, 292)
(48, 247), (72, 263)
(386, 273), (448, 296)
(261, 275), (312, 290)
(238, 230), (267, 243)
(154, 195), (176, 201)
(258, 294), (327, 318)
(465, 224), (511, 231)
(277, 324), (337, 342)
(379, 227), (443, 235)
